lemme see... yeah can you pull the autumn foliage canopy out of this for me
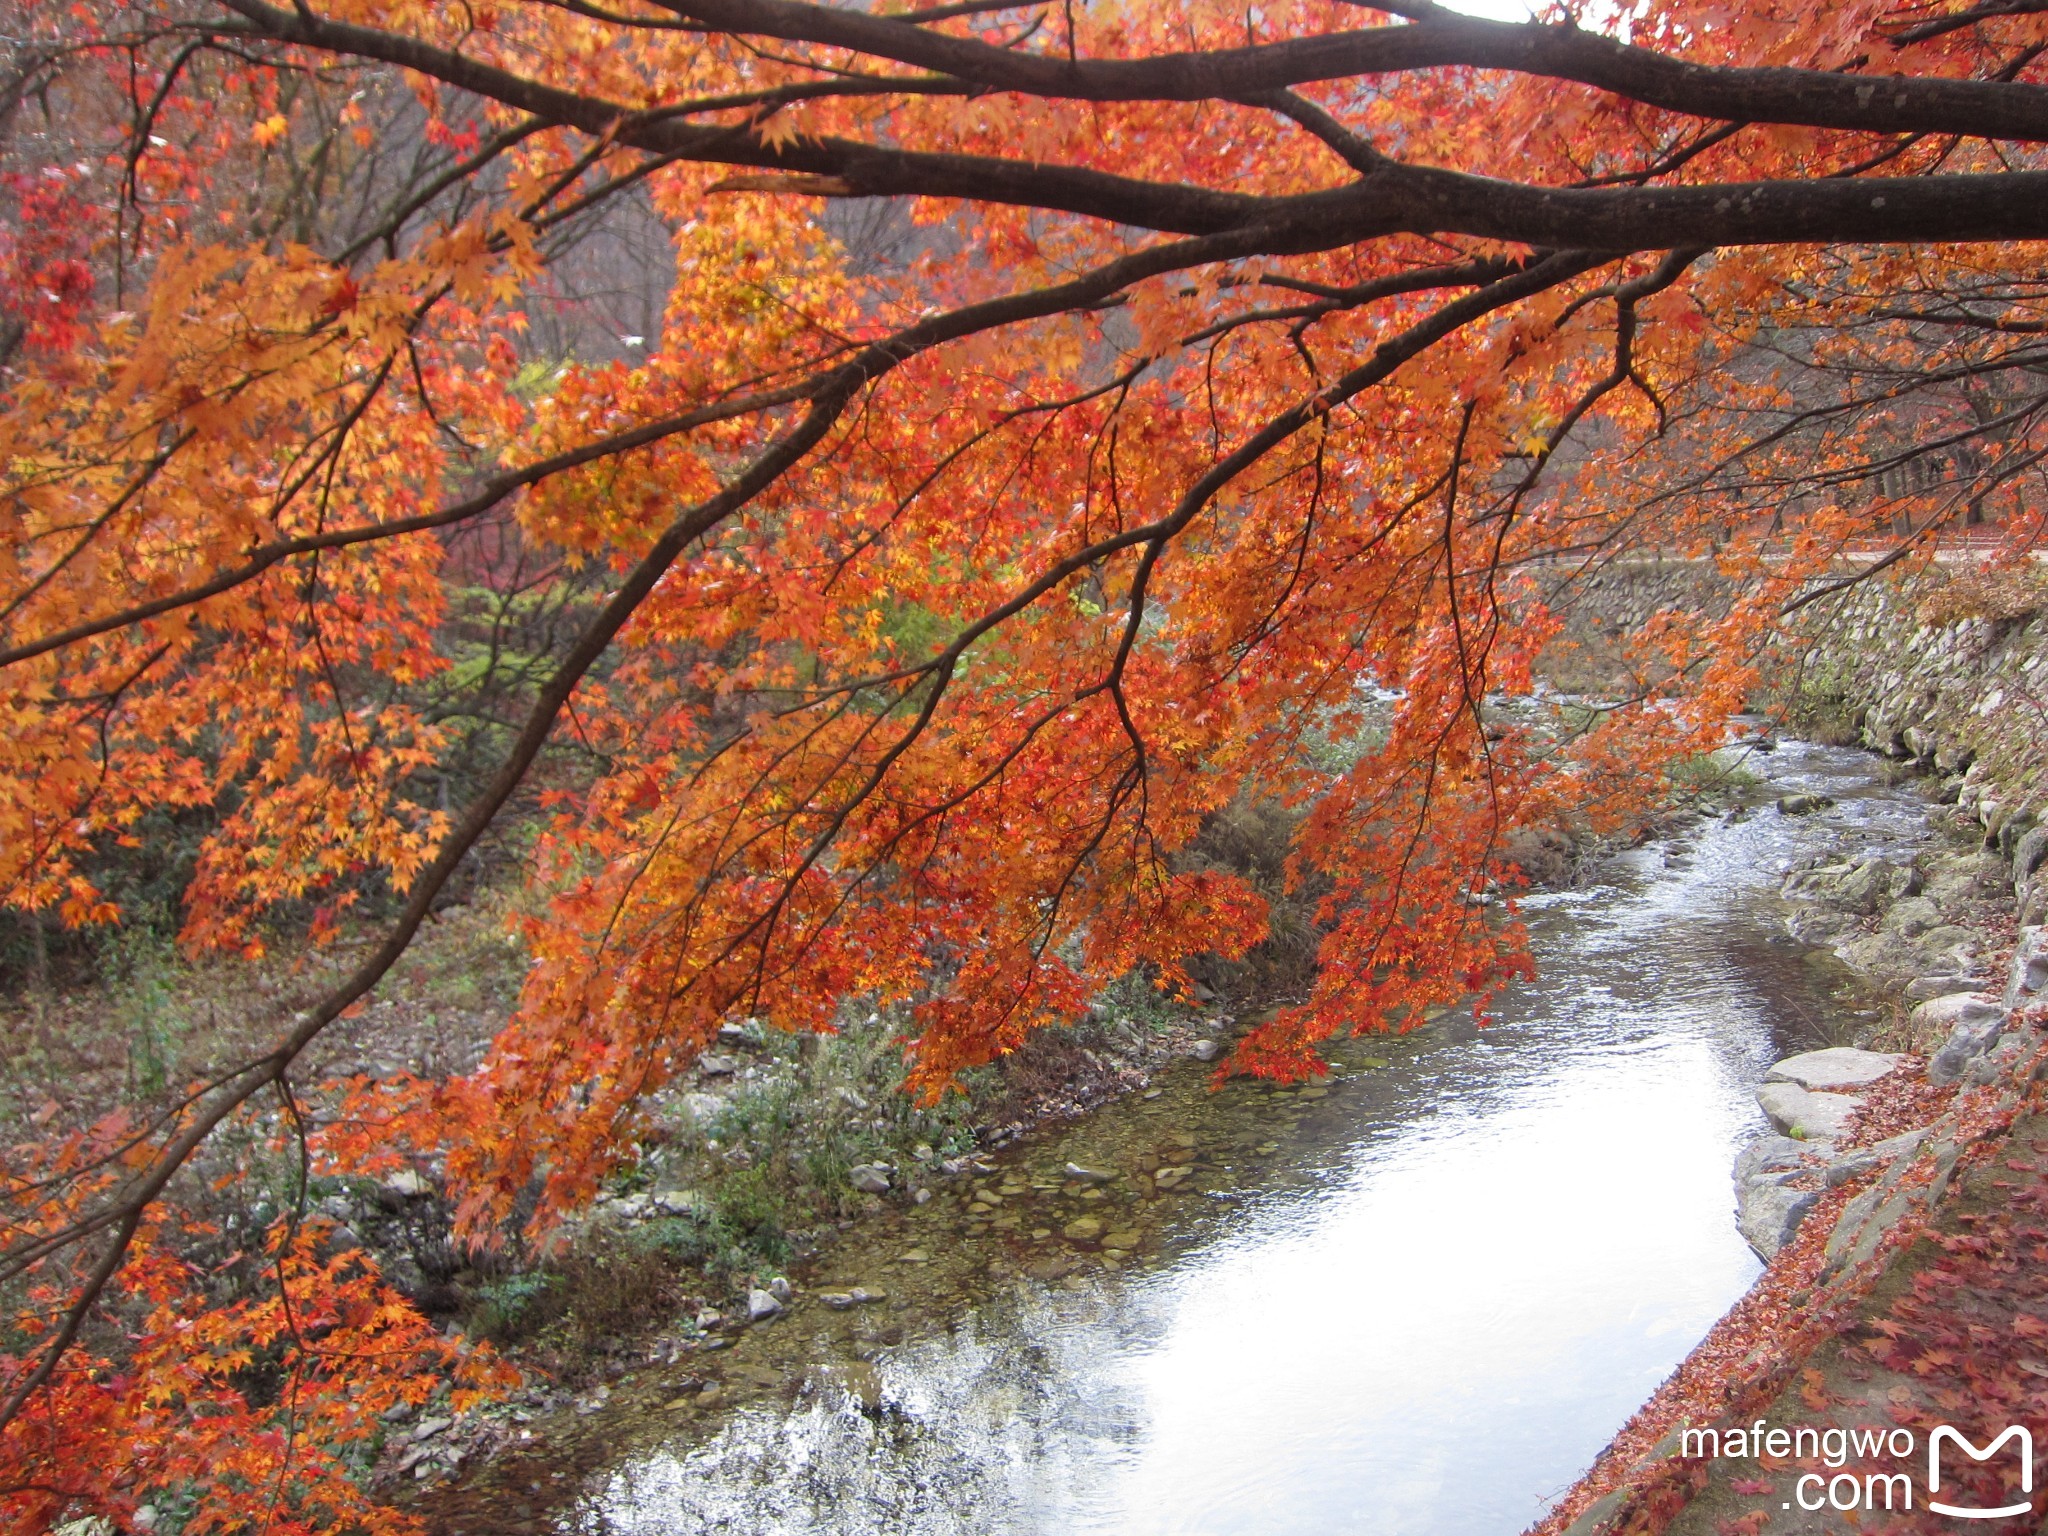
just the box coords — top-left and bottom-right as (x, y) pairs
(4, 0), (2048, 1525)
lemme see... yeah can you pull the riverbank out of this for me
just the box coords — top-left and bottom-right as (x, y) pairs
(1529, 932), (2046, 1536)
(0, 882), (1248, 1518)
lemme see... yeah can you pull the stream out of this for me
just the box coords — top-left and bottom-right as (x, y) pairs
(439, 740), (1934, 1536)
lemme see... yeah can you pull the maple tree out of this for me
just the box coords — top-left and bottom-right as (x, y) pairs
(5, 0), (2048, 1525)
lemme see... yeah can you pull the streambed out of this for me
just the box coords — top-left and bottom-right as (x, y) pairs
(433, 741), (1932, 1536)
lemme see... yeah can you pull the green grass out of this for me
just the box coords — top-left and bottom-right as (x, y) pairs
(1665, 748), (1763, 799)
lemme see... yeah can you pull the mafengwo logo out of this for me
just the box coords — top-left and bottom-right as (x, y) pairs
(1679, 1419), (2035, 1519)
(1928, 1425), (2033, 1520)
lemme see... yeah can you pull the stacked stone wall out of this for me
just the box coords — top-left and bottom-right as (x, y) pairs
(1800, 576), (2048, 925)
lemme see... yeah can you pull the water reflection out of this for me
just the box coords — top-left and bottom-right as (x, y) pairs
(565, 742), (1923, 1536)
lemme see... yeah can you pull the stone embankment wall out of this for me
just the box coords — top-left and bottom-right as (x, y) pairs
(1806, 577), (2048, 926)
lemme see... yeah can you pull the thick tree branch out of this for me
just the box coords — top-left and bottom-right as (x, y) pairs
(622, 0), (2048, 139)
(214, 0), (2048, 249)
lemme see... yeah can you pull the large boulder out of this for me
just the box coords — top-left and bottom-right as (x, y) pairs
(1914, 926), (1980, 963)
(1733, 1137), (1837, 1260)
(1756, 1082), (1862, 1141)
(1739, 1180), (1822, 1260)
(1786, 909), (1855, 945)
(848, 1163), (892, 1194)
(1822, 1127), (1929, 1188)
(1916, 993), (2009, 1085)
(1766, 1048), (1901, 1093)
(1776, 793), (1835, 817)
(2012, 828), (2048, 889)
(1925, 1003), (2007, 1089)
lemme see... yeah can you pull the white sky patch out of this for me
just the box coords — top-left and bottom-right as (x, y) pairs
(1435, 0), (1536, 18)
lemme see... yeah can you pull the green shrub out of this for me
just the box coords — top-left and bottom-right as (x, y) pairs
(470, 1271), (562, 1342)
(102, 920), (188, 1100)
(710, 1167), (788, 1266)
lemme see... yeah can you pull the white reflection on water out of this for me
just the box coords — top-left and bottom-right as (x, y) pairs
(575, 743), (1925, 1536)
(1098, 1035), (1750, 1535)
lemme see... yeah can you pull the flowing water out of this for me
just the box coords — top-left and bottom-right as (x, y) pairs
(439, 740), (1933, 1536)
